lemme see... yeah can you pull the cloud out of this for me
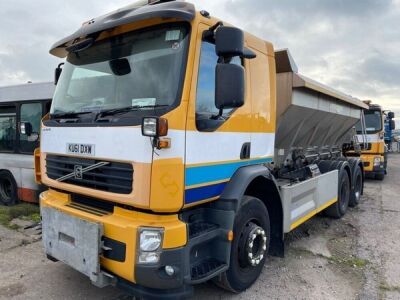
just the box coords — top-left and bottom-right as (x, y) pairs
(191, 0), (399, 113)
(0, 0), (398, 116)
(0, 0), (129, 84)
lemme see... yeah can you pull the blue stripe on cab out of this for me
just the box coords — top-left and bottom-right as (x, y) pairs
(185, 182), (227, 205)
(185, 158), (272, 187)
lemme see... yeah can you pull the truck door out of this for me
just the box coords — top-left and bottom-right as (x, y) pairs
(184, 24), (252, 208)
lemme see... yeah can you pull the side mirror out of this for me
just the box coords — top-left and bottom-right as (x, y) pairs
(214, 26), (256, 59)
(54, 63), (64, 85)
(215, 63), (245, 110)
(215, 26), (244, 58)
(390, 119), (396, 131)
(20, 122), (33, 137)
(388, 112), (395, 119)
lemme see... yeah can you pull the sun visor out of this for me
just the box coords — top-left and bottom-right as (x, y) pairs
(50, 1), (195, 58)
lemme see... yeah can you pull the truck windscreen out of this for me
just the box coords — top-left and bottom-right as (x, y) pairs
(356, 110), (383, 134)
(51, 23), (189, 121)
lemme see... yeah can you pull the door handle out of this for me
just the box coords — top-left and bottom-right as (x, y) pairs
(240, 143), (251, 160)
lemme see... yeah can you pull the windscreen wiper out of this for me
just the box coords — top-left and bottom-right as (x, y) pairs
(96, 105), (169, 119)
(51, 111), (94, 119)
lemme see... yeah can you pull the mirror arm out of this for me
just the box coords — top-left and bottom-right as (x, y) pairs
(211, 108), (224, 121)
(203, 21), (224, 42)
(209, 21), (223, 33)
(55, 63), (65, 85)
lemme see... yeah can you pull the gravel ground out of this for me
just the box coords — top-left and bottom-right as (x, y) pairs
(0, 154), (399, 300)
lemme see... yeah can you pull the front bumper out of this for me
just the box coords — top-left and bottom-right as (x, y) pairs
(40, 189), (188, 293)
(117, 275), (193, 300)
(362, 155), (385, 173)
(364, 163), (385, 174)
(364, 164), (385, 179)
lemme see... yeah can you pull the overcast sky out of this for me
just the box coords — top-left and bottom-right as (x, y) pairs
(0, 0), (399, 120)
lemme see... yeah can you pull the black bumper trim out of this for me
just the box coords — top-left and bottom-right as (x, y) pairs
(135, 247), (187, 290)
(117, 277), (193, 300)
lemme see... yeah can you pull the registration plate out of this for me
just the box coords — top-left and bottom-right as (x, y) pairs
(67, 143), (95, 156)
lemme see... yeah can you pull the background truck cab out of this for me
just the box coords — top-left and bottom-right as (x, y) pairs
(356, 102), (393, 180)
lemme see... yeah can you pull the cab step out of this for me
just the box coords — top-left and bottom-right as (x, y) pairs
(191, 258), (227, 282)
(182, 208), (234, 284)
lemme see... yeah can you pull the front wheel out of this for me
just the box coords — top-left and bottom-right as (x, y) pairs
(215, 196), (270, 293)
(384, 152), (388, 175)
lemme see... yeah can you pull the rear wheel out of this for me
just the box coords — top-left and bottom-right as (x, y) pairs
(0, 170), (18, 206)
(215, 196), (270, 293)
(326, 170), (350, 218)
(349, 166), (363, 207)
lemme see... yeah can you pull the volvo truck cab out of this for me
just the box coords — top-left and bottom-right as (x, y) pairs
(37, 1), (367, 298)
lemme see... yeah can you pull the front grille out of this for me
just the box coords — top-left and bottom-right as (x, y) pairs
(46, 155), (133, 194)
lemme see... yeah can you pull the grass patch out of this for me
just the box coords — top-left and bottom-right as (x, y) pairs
(380, 283), (400, 292)
(292, 248), (369, 269)
(20, 213), (41, 223)
(328, 255), (369, 268)
(0, 204), (40, 229)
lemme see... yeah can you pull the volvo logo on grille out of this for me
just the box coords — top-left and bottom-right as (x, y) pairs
(56, 161), (110, 182)
(74, 165), (83, 180)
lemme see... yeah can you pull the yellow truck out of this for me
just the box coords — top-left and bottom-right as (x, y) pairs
(356, 101), (390, 180)
(32, 1), (368, 298)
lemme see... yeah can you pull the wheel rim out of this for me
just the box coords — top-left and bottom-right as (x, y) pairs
(238, 221), (268, 269)
(354, 174), (362, 201)
(0, 178), (12, 203)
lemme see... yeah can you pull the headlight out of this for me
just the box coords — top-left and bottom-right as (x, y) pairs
(137, 228), (163, 264)
(141, 117), (168, 138)
(140, 230), (162, 252)
(142, 118), (158, 137)
(373, 157), (382, 166)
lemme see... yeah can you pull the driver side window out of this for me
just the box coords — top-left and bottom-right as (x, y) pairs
(195, 41), (242, 132)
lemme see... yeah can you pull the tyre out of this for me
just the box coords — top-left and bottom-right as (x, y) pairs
(215, 196), (270, 293)
(349, 166), (363, 207)
(384, 152), (388, 175)
(375, 173), (384, 181)
(325, 170), (350, 218)
(0, 170), (18, 206)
